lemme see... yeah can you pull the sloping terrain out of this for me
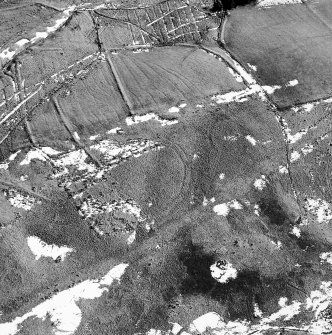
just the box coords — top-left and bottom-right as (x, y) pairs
(224, 0), (332, 107)
(0, 1), (332, 335)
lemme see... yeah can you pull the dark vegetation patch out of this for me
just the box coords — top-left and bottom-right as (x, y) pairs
(211, 0), (257, 12)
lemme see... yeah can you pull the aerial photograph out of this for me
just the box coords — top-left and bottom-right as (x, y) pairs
(0, 0), (331, 334)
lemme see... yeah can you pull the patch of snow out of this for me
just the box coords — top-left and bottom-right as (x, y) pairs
(262, 297), (301, 322)
(305, 198), (332, 224)
(127, 231), (136, 245)
(41, 147), (61, 156)
(27, 236), (74, 261)
(107, 127), (123, 134)
(90, 134), (100, 140)
(9, 150), (21, 161)
(320, 253), (332, 265)
(213, 200), (242, 216)
(202, 196), (209, 206)
(196, 104), (203, 108)
(4, 189), (36, 211)
(301, 143), (314, 155)
(291, 226), (301, 238)
(271, 240), (283, 249)
(224, 135), (239, 141)
(229, 199), (243, 210)
(254, 204), (260, 216)
(258, 0), (302, 7)
(73, 132), (80, 141)
(213, 203), (230, 216)
(179, 103), (187, 108)
(210, 261), (238, 284)
(228, 67), (244, 82)
(279, 165), (288, 174)
(126, 113), (178, 127)
(219, 173), (225, 180)
(0, 263), (128, 335)
(254, 175), (267, 190)
(168, 106), (180, 113)
(287, 129), (308, 144)
(212, 86), (260, 104)
(245, 135), (257, 146)
(189, 312), (224, 333)
(20, 175), (28, 182)
(54, 149), (96, 173)
(286, 79), (299, 87)
(15, 39), (30, 48)
(262, 85), (282, 94)
(20, 149), (47, 165)
(290, 151), (301, 162)
(254, 303), (263, 318)
(0, 163), (8, 170)
(247, 63), (257, 71)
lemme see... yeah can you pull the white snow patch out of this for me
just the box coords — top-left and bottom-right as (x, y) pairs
(301, 143), (314, 155)
(202, 196), (209, 206)
(262, 85), (282, 94)
(213, 200), (242, 216)
(126, 113), (178, 127)
(54, 149), (96, 173)
(189, 312), (224, 334)
(210, 261), (238, 284)
(254, 175), (267, 190)
(9, 150), (21, 161)
(219, 173), (225, 180)
(262, 297), (301, 322)
(254, 204), (260, 216)
(90, 134), (101, 140)
(286, 79), (299, 87)
(107, 127), (123, 134)
(179, 103), (187, 108)
(20, 149), (47, 165)
(271, 240), (283, 249)
(41, 147), (61, 156)
(291, 226), (301, 238)
(73, 132), (80, 141)
(287, 129), (308, 144)
(290, 151), (301, 162)
(0, 263), (128, 335)
(15, 39), (30, 48)
(0, 163), (9, 170)
(27, 236), (74, 261)
(228, 67), (244, 82)
(4, 189), (36, 211)
(127, 231), (136, 245)
(320, 253), (332, 265)
(224, 135), (239, 141)
(248, 63), (257, 71)
(212, 86), (260, 104)
(279, 165), (288, 174)
(254, 303), (263, 318)
(213, 203), (230, 216)
(258, 0), (302, 7)
(305, 198), (332, 224)
(245, 135), (257, 146)
(168, 106), (180, 113)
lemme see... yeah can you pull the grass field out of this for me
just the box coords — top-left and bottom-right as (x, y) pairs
(225, 2), (332, 107)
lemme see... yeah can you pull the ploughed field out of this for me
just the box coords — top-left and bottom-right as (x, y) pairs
(0, 0), (332, 334)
